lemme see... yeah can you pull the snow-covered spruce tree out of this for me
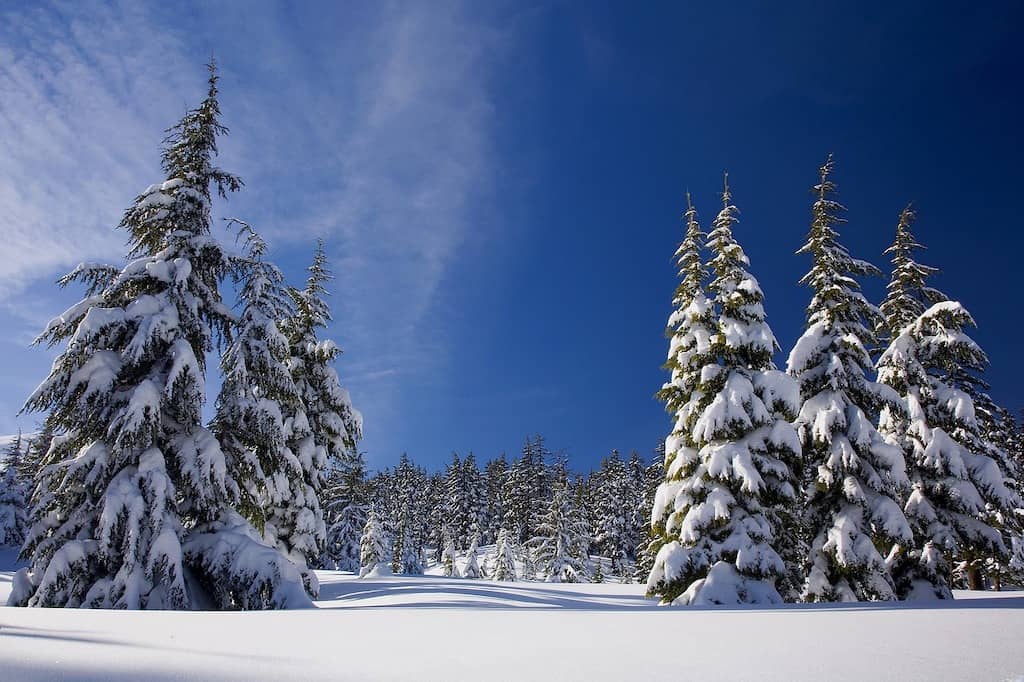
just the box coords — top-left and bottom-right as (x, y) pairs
(877, 205), (945, 343)
(491, 527), (517, 581)
(624, 450), (647, 572)
(323, 450), (369, 572)
(594, 450), (635, 575)
(531, 470), (590, 583)
(213, 222), (299, 535)
(463, 454), (487, 541)
(788, 156), (911, 603)
(10, 65), (310, 610)
(483, 455), (508, 544)
(359, 509), (392, 577)
(441, 526), (460, 577)
(443, 453), (467, 548)
(425, 473), (447, 562)
(503, 436), (551, 545)
(959, 395), (1023, 589)
(390, 454), (425, 575)
(633, 451), (663, 583)
(647, 194), (715, 583)
(647, 176), (802, 605)
(0, 435), (29, 548)
(462, 532), (483, 579)
(273, 241), (363, 595)
(878, 302), (1018, 598)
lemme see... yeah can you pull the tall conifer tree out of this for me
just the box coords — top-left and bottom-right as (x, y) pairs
(648, 176), (801, 605)
(10, 65), (308, 609)
(788, 156), (911, 602)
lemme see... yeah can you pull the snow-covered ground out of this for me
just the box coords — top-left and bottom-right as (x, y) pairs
(1, 548), (1022, 681)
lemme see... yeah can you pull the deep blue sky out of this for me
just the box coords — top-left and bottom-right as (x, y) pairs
(1, 1), (1021, 473)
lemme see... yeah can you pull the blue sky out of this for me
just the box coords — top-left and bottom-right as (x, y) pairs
(1, 1), (1021, 473)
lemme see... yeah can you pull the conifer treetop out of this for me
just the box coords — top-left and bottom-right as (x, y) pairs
(674, 190), (707, 307)
(707, 172), (777, 367)
(125, 61), (242, 258)
(879, 204), (945, 339)
(795, 154), (881, 330)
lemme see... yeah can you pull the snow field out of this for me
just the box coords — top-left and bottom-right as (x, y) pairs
(1, 550), (1023, 682)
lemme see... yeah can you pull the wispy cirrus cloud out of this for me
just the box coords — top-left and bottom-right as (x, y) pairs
(0, 1), (504, 453)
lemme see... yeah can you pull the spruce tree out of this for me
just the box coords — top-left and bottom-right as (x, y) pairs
(483, 455), (509, 544)
(462, 454), (487, 541)
(491, 527), (517, 581)
(462, 532), (483, 579)
(877, 205), (945, 342)
(391, 455), (425, 575)
(358, 509), (392, 578)
(594, 451), (633, 575)
(443, 453), (467, 548)
(648, 176), (801, 605)
(788, 156), (911, 602)
(531, 470), (590, 583)
(633, 452), (663, 583)
(0, 436), (29, 548)
(323, 450), (369, 572)
(878, 302), (1018, 597)
(10, 65), (308, 610)
(502, 436), (550, 545)
(274, 241), (363, 594)
(214, 222), (299, 540)
(441, 526), (460, 577)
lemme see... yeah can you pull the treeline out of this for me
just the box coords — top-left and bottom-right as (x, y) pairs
(318, 436), (664, 581)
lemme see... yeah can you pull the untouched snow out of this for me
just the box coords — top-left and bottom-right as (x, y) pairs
(1, 550), (1022, 681)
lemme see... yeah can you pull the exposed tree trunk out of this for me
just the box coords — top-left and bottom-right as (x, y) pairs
(965, 564), (983, 591)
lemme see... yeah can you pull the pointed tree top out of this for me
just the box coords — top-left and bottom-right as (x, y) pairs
(206, 58), (218, 95)
(816, 153), (836, 199)
(721, 172), (731, 207)
(897, 202), (916, 228)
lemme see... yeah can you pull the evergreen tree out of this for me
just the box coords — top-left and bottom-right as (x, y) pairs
(391, 454), (425, 575)
(0, 435), (29, 548)
(624, 450), (647, 567)
(462, 454), (487, 541)
(877, 205), (945, 342)
(272, 242), (361, 594)
(213, 222), (299, 541)
(462, 532), (483, 579)
(443, 453), (468, 547)
(491, 527), (517, 581)
(594, 450), (634, 575)
(788, 156), (911, 603)
(441, 527), (460, 577)
(483, 455), (509, 544)
(633, 451), (663, 583)
(878, 302), (1018, 598)
(323, 451), (369, 572)
(10, 65), (308, 610)
(424, 473), (447, 562)
(358, 509), (392, 578)
(502, 436), (550, 545)
(648, 176), (801, 605)
(531, 469), (590, 583)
